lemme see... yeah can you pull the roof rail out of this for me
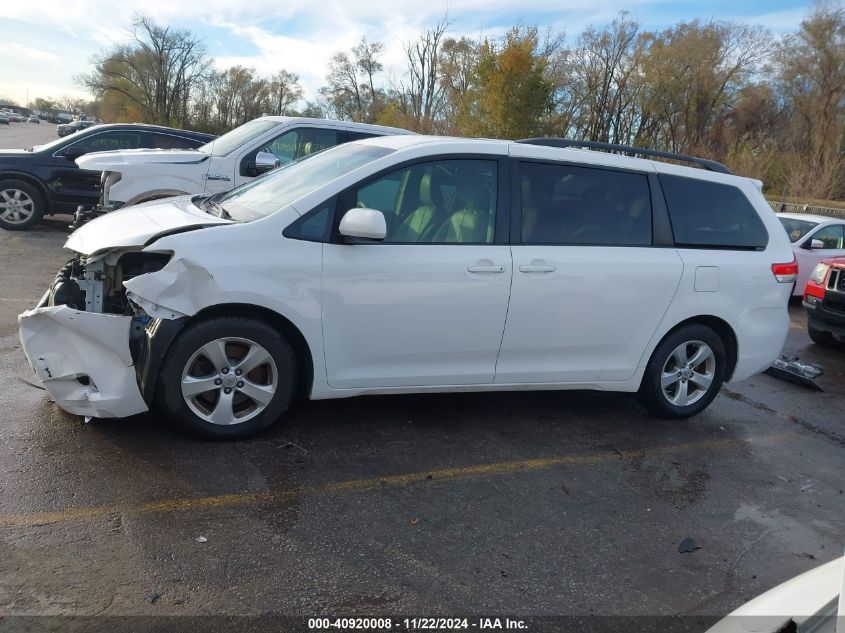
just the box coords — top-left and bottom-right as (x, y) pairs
(515, 138), (733, 175)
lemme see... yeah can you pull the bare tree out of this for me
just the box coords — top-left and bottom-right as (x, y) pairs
(393, 14), (450, 131)
(79, 14), (211, 126)
(271, 69), (303, 116)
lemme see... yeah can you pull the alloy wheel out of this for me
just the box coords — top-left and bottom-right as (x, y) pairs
(660, 340), (716, 407)
(0, 188), (35, 225)
(181, 337), (278, 426)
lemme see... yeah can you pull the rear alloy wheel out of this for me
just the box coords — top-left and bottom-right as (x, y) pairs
(637, 324), (726, 419)
(157, 317), (296, 439)
(0, 180), (45, 231)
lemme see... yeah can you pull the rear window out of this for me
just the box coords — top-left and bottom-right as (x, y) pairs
(659, 174), (768, 250)
(778, 216), (819, 243)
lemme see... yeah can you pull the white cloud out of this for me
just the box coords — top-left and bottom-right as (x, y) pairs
(0, 0), (808, 105)
(5, 43), (60, 62)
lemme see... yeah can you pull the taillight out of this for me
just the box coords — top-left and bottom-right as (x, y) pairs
(771, 257), (798, 283)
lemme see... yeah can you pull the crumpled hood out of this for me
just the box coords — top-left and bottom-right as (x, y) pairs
(75, 148), (209, 170)
(65, 195), (231, 256)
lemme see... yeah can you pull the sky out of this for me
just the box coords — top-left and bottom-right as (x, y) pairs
(0, 0), (818, 108)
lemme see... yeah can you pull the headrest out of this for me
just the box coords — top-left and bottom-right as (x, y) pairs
(419, 173), (433, 206)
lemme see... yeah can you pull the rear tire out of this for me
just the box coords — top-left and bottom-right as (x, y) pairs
(0, 180), (45, 231)
(156, 317), (297, 439)
(636, 324), (726, 419)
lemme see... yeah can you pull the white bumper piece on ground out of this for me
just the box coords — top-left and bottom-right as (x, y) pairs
(17, 305), (148, 418)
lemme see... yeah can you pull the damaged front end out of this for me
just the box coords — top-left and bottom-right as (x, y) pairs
(18, 249), (183, 419)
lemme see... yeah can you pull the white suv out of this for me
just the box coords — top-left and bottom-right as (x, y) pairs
(74, 116), (413, 211)
(19, 135), (796, 438)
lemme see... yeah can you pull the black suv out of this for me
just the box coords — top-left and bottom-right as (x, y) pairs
(0, 123), (215, 231)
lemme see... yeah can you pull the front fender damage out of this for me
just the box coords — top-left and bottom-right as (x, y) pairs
(124, 257), (218, 319)
(18, 306), (148, 418)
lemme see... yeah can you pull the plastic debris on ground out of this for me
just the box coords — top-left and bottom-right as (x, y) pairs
(764, 356), (824, 391)
(678, 537), (702, 554)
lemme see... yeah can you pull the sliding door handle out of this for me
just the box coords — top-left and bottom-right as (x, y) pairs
(519, 264), (555, 273)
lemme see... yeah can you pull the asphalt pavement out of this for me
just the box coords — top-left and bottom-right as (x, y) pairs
(0, 125), (842, 628)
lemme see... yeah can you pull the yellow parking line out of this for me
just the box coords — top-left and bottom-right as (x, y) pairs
(0, 433), (788, 529)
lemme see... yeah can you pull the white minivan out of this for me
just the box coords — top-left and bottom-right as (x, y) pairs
(19, 136), (796, 438)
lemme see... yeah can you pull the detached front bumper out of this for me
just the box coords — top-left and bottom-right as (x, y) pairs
(18, 305), (149, 418)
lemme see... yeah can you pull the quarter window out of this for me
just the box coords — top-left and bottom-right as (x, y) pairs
(518, 162), (652, 246)
(659, 174), (768, 250)
(352, 159), (498, 244)
(283, 198), (336, 242)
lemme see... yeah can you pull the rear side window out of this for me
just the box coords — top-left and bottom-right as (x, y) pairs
(659, 175), (768, 250)
(150, 133), (202, 149)
(346, 130), (381, 142)
(519, 162), (652, 246)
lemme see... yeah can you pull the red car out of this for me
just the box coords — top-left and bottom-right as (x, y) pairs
(802, 255), (845, 347)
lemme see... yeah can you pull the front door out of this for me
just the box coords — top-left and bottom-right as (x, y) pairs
(321, 157), (512, 388)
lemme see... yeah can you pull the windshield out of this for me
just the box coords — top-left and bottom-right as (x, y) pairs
(779, 216), (820, 243)
(218, 144), (394, 222)
(199, 118), (279, 157)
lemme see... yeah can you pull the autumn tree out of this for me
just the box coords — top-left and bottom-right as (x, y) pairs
(774, 2), (845, 198)
(470, 27), (554, 139)
(439, 36), (480, 133)
(638, 20), (769, 155)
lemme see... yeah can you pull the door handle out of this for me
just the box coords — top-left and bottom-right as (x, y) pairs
(467, 265), (506, 273)
(519, 264), (556, 273)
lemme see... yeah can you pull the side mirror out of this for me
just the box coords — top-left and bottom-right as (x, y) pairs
(338, 208), (386, 242)
(255, 151), (280, 175)
(810, 238), (825, 249)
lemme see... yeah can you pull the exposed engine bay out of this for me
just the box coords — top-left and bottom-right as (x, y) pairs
(47, 251), (172, 315)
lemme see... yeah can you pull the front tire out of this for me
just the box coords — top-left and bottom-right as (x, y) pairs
(157, 317), (297, 439)
(0, 180), (45, 231)
(808, 324), (839, 348)
(636, 324), (726, 419)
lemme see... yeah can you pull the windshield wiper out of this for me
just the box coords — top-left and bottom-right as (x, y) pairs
(203, 192), (231, 220)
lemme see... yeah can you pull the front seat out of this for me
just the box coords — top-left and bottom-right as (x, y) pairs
(432, 180), (492, 243)
(391, 173), (442, 242)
